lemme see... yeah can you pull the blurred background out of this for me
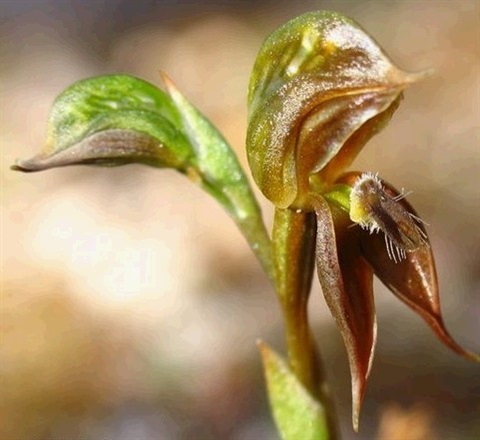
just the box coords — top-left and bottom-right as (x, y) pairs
(1, 1), (479, 439)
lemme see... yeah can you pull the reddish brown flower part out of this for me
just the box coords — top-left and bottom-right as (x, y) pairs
(313, 172), (479, 431)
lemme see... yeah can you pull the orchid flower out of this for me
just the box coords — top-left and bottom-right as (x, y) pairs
(246, 11), (478, 431)
(12, 10), (477, 437)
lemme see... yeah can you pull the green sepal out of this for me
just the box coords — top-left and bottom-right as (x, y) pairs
(246, 11), (427, 209)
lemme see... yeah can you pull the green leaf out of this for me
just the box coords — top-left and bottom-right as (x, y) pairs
(12, 75), (194, 172)
(12, 74), (273, 278)
(162, 74), (273, 278)
(246, 11), (427, 209)
(259, 341), (330, 440)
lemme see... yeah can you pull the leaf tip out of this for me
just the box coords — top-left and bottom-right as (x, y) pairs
(159, 70), (177, 95)
(10, 162), (29, 172)
(257, 339), (270, 360)
(10, 155), (49, 173)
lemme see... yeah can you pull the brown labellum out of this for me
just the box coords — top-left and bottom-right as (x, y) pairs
(340, 171), (479, 362)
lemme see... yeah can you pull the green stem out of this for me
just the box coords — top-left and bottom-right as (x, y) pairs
(196, 173), (275, 282)
(236, 212), (275, 282)
(272, 207), (338, 438)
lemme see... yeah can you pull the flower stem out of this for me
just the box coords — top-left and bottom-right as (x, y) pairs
(272, 207), (338, 438)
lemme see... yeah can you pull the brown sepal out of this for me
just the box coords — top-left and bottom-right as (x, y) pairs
(340, 171), (479, 363)
(313, 195), (377, 431)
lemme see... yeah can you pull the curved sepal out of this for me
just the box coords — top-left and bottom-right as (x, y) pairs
(313, 195), (376, 431)
(247, 11), (425, 208)
(340, 172), (479, 362)
(258, 341), (329, 440)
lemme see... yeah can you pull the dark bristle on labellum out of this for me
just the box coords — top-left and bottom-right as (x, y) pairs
(350, 173), (428, 263)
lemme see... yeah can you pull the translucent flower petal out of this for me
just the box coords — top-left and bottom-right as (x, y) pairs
(247, 11), (426, 208)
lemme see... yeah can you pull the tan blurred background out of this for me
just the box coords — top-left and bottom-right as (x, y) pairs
(1, 1), (479, 439)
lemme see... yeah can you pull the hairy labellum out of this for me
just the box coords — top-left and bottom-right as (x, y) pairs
(349, 172), (428, 262)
